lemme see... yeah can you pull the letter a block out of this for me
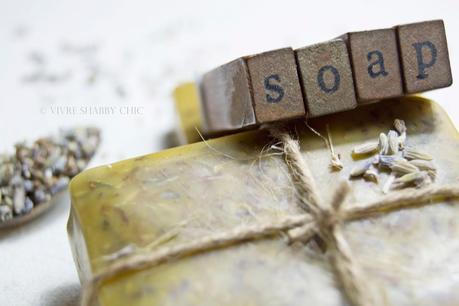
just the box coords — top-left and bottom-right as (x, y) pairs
(296, 40), (357, 117)
(245, 48), (305, 124)
(343, 29), (403, 103)
(397, 20), (452, 93)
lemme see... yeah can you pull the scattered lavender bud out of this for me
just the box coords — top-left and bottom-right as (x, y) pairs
(0, 127), (100, 225)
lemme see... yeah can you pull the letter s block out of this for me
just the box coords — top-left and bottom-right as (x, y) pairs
(342, 29), (403, 103)
(200, 48), (305, 134)
(397, 20), (452, 93)
(245, 48), (305, 123)
(296, 40), (357, 117)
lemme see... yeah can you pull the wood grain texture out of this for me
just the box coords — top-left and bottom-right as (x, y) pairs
(397, 20), (453, 94)
(200, 58), (256, 133)
(245, 48), (305, 123)
(344, 29), (403, 103)
(296, 40), (357, 117)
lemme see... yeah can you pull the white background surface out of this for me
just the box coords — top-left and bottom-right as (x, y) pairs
(0, 0), (458, 305)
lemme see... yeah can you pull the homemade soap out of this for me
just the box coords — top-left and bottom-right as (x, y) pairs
(69, 96), (459, 306)
(173, 83), (203, 144)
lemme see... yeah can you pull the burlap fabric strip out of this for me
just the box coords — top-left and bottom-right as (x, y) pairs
(81, 129), (459, 306)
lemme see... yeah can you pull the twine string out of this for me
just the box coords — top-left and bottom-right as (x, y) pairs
(273, 129), (379, 306)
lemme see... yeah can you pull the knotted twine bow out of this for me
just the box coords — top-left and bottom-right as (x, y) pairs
(81, 129), (459, 306)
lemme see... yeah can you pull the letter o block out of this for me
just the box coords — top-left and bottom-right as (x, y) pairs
(296, 40), (357, 117)
(245, 48), (305, 123)
(397, 20), (452, 94)
(343, 29), (403, 103)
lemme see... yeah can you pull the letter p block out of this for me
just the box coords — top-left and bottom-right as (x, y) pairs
(397, 20), (452, 93)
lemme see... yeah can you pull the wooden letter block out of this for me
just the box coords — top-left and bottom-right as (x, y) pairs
(200, 58), (256, 134)
(296, 40), (357, 117)
(245, 48), (305, 123)
(397, 20), (452, 93)
(343, 29), (403, 103)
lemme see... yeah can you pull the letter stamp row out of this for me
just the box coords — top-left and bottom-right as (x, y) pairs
(199, 19), (452, 135)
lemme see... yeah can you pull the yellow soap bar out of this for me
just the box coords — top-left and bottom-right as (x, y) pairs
(68, 96), (459, 306)
(172, 83), (203, 145)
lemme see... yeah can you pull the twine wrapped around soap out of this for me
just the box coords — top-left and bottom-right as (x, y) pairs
(81, 129), (459, 306)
